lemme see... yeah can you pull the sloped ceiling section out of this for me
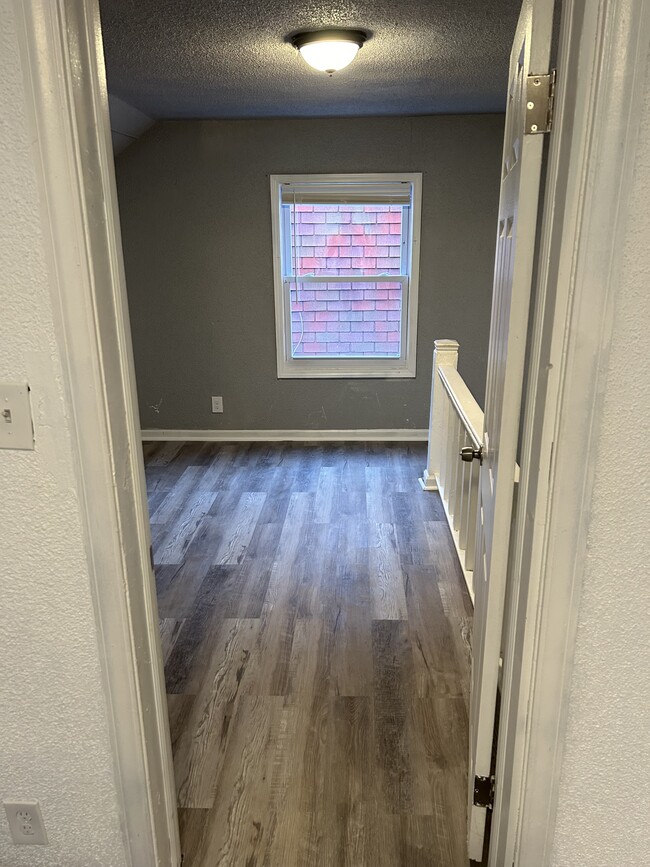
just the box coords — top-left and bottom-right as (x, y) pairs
(99, 0), (521, 119)
(108, 93), (154, 153)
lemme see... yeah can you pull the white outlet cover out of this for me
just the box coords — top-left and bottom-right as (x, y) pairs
(4, 800), (48, 845)
(0, 383), (34, 450)
(211, 396), (224, 413)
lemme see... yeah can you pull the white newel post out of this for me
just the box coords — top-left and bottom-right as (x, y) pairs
(419, 339), (460, 491)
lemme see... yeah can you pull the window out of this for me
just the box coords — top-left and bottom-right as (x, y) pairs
(270, 173), (422, 378)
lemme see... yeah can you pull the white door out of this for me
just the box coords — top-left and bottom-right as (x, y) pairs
(468, 0), (555, 860)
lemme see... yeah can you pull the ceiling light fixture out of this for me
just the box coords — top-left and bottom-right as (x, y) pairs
(291, 29), (367, 75)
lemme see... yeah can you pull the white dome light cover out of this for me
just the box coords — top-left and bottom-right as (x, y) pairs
(292, 29), (367, 74)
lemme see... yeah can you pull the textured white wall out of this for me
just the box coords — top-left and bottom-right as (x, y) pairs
(0, 3), (128, 865)
(550, 48), (650, 867)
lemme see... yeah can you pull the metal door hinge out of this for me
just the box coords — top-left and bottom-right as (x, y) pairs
(525, 70), (556, 134)
(473, 775), (495, 809)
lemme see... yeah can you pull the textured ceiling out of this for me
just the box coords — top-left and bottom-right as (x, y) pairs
(99, 0), (521, 119)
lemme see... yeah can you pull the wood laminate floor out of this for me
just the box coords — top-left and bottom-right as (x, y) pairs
(145, 441), (473, 867)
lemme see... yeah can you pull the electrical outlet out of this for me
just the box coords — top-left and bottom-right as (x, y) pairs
(211, 396), (224, 414)
(3, 800), (48, 845)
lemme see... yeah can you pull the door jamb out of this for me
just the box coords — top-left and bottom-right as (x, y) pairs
(490, 0), (650, 864)
(12, 1), (180, 864)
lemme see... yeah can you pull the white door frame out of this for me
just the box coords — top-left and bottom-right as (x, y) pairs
(489, 0), (650, 864)
(13, 1), (180, 865)
(11, 0), (648, 865)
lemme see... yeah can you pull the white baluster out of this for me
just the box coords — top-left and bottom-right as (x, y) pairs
(439, 394), (450, 495)
(452, 420), (465, 531)
(447, 408), (460, 516)
(465, 458), (480, 573)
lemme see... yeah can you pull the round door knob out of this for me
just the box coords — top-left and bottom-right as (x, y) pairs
(460, 446), (483, 464)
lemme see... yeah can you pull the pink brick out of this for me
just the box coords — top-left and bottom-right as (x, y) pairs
(388, 290), (402, 300)
(303, 301), (327, 311)
(304, 320), (328, 332)
(296, 223), (314, 235)
(301, 213), (327, 223)
(388, 224), (402, 234)
(327, 301), (352, 311)
(373, 331), (401, 342)
(363, 311), (387, 321)
(315, 311), (339, 322)
(326, 343), (351, 354)
(312, 235), (327, 246)
(353, 258), (376, 269)
(351, 320), (375, 332)
(326, 258), (351, 269)
(327, 211), (350, 223)
(376, 300), (401, 311)
(327, 235), (351, 247)
(302, 342), (325, 352)
(389, 246), (402, 257)
(299, 257), (318, 269)
(295, 205), (313, 212)
(363, 289), (389, 301)
(297, 246), (314, 257)
(382, 342), (400, 353)
(359, 235), (377, 246)
(302, 312), (315, 321)
(374, 321), (394, 332)
(340, 289), (364, 300)
(296, 290), (315, 300)
(351, 300), (375, 311)
(377, 212), (403, 223)
(316, 290), (340, 301)
(349, 331), (366, 343)
(364, 205), (390, 213)
(349, 246), (364, 257)
(373, 247), (390, 257)
(376, 235), (395, 246)
(341, 224), (364, 235)
(355, 342), (376, 352)
(339, 311), (363, 321)
(319, 205), (339, 212)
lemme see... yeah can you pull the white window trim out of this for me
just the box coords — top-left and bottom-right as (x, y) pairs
(270, 173), (422, 379)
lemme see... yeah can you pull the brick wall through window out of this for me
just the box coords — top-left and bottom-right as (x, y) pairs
(287, 204), (404, 357)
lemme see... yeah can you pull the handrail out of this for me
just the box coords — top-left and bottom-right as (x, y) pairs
(437, 365), (483, 449)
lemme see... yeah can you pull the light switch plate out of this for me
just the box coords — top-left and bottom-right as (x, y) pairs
(0, 384), (34, 450)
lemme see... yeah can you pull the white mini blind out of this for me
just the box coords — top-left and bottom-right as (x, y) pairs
(280, 180), (412, 205)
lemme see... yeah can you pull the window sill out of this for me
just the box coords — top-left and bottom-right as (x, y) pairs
(277, 362), (417, 379)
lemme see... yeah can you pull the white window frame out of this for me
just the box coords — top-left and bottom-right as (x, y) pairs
(270, 172), (422, 378)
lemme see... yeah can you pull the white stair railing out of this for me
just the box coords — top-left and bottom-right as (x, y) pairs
(420, 339), (484, 602)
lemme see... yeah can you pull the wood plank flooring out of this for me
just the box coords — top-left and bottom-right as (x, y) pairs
(145, 441), (473, 867)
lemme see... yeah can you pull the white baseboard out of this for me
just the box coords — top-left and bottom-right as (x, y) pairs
(141, 428), (428, 443)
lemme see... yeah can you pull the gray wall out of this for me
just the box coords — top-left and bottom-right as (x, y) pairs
(116, 115), (503, 431)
